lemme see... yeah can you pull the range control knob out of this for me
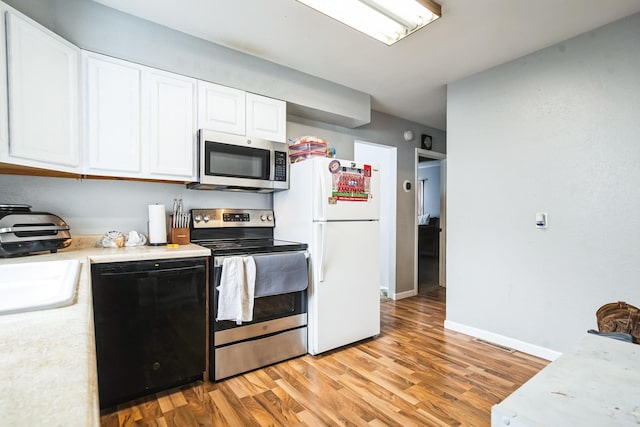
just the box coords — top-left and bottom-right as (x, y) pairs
(194, 214), (203, 223)
(260, 214), (267, 221)
(203, 215), (210, 222)
(267, 215), (273, 222)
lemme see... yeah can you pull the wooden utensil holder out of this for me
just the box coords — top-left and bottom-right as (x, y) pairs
(170, 227), (190, 245)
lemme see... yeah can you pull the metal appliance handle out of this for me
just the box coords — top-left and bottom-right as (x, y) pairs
(213, 250), (309, 267)
(0, 225), (69, 234)
(315, 164), (328, 221)
(318, 223), (326, 283)
(98, 264), (206, 277)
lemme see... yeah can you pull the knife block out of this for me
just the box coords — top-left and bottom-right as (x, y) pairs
(170, 227), (190, 245)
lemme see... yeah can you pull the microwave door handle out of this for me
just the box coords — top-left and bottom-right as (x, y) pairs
(269, 148), (274, 181)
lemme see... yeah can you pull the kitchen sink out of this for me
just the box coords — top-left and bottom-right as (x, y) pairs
(0, 259), (81, 316)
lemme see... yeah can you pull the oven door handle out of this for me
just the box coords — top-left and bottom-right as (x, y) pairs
(0, 225), (69, 233)
(316, 166), (329, 221)
(213, 251), (309, 267)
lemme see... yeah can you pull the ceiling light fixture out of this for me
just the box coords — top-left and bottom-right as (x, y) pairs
(296, 0), (441, 46)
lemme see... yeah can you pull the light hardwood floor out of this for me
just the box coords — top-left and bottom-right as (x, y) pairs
(100, 288), (548, 426)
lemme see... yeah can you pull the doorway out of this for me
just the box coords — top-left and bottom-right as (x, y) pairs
(354, 140), (397, 299)
(414, 149), (446, 295)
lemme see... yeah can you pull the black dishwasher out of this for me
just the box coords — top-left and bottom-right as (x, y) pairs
(91, 257), (207, 409)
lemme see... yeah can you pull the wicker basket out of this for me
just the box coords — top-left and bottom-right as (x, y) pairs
(596, 301), (640, 344)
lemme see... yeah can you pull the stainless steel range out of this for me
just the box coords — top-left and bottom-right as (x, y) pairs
(190, 208), (308, 381)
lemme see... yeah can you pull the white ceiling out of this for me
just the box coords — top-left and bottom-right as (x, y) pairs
(92, 0), (640, 130)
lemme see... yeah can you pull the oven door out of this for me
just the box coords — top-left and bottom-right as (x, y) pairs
(204, 140), (271, 181)
(210, 250), (308, 380)
(211, 250), (308, 339)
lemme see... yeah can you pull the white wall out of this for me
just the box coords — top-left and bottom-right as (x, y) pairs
(354, 141), (398, 297)
(446, 12), (640, 356)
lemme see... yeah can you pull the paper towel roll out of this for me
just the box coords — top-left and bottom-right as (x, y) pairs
(148, 204), (167, 245)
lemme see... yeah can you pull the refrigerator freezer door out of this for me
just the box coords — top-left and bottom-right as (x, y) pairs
(312, 157), (380, 222)
(308, 220), (380, 355)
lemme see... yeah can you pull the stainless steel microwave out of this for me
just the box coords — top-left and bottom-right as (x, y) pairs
(188, 129), (289, 192)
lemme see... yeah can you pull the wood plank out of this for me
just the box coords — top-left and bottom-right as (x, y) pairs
(252, 389), (303, 425)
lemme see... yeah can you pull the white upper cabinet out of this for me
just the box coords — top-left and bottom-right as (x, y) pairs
(145, 68), (197, 180)
(1, 7), (81, 172)
(84, 52), (197, 181)
(197, 81), (246, 135)
(197, 81), (287, 142)
(246, 93), (286, 143)
(84, 53), (142, 177)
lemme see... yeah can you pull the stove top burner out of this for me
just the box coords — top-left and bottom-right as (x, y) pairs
(194, 238), (307, 255)
(189, 209), (307, 255)
(198, 240), (245, 250)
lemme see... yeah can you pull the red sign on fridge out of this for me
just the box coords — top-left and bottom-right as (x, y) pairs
(331, 165), (372, 202)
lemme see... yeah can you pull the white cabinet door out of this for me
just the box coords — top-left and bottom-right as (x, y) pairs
(85, 53), (142, 176)
(145, 69), (196, 180)
(197, 80), (245, 135)
(3, 9), (81, 172)
(246, 93), (286, 142)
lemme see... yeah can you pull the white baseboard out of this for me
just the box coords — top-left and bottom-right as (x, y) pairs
(393, 289), (417, 300)
(444, 320), (561, 361)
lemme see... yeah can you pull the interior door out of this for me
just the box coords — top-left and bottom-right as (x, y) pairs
(309, 220), (380, 355)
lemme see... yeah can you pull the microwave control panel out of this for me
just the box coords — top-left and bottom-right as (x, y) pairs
(274, 151), (287, 182)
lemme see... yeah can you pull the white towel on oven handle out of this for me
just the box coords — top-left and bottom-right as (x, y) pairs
(216, 256), (256, 324)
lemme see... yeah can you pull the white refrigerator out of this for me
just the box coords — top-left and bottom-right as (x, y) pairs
(274, 157), (380, 355)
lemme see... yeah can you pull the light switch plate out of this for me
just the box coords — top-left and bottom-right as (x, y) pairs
(536, 212), (548, 229)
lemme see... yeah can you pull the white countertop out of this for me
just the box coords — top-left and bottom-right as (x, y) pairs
(0, 239), (210, 427)
(492, 333), (640, 426)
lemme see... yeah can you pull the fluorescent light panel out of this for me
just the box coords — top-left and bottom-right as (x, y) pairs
(297, 0), (441, 45)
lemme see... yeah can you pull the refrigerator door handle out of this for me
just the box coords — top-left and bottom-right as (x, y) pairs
(317, 167), (327, 221)
(318, 222), (326, 282)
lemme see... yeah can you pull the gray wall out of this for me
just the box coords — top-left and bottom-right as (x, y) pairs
(446, 12), (640, 355)
(0, 175), (270, 234)
(0, 0), (446, 295)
